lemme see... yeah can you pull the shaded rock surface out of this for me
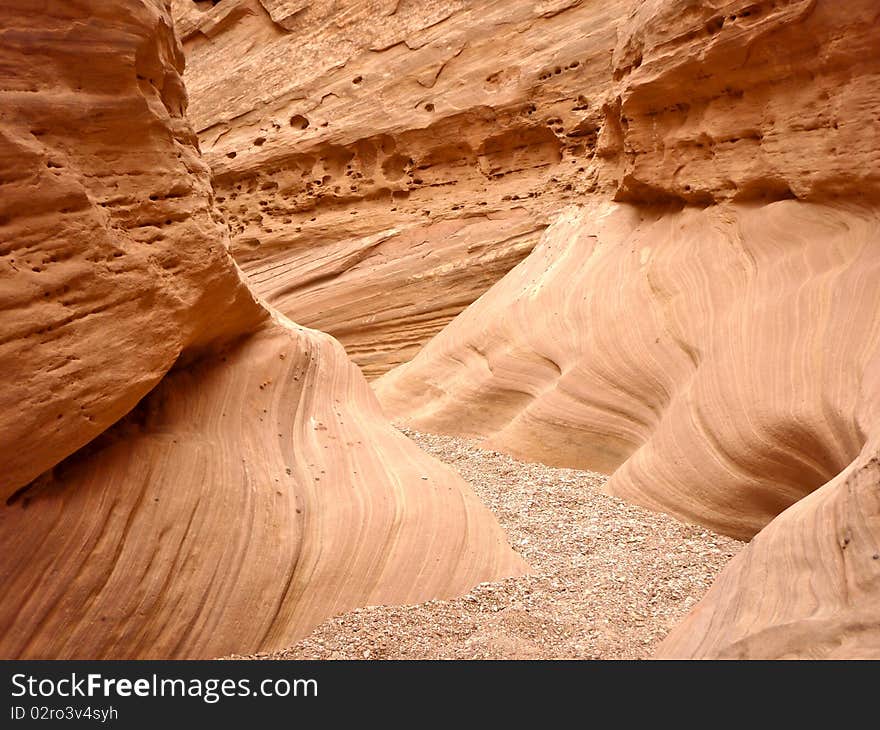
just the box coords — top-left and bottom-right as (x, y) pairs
(1, 321), (525, 659)
(658, 355), (880, 659)
(0, 0), (524, 659)
(0, 0), (264, 498)
(236, 428), (742, 660)
(370, 0), (880, 657)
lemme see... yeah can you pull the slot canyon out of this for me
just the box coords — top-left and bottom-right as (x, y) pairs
(1, 0), (878, 660)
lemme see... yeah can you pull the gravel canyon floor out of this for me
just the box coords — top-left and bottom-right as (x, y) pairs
(242, 429), (743, 660)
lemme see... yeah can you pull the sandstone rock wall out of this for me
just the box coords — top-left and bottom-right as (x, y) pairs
(0, 0), (265, 499)
(7, 0), (879, 660)
(376, 0), (880, 535)
(659, 341), (880, 658)
(1, 315), (525, 658)
(172, 0), (637, 376)
(658, 435), (880, 658)
(0, 0), (524, 659)
(174, 0), (880, 377)
(376, 201), (880, 540)
(611, 0), (880, 203)
(370, 0), (880, 657)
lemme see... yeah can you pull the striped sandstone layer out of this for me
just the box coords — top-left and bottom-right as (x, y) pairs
(0, 0), (524, 659)
(374, 0), (880, 656)
(171, 0), (634, 377)
(376, 201), (880, 541)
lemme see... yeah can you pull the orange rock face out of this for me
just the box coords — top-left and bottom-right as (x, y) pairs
(377, 201), (880, 543)
(1, 317), (525, 659)
(659, 343), (880, 658)
(657, 439), (880, 659)
(378, 0), (880, 533)
(175, 0), (880, 379)
(370, 0), (880, 656)
(171, 0), (636, 377)
(4, 0), (880, 661)
(0, 0), (264, 500)
(0, 0), (524, 659)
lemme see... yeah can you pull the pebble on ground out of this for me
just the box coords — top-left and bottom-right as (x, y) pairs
(233, 428), (744, 660)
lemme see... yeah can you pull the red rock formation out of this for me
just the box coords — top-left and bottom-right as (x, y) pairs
(368, 0), (880, 656)
(0, 0), (524, 659)
(377, 201), (880, 540)
(377, 0), (880, 535)
(6, 0), (879, 660)
(176, 0), (880, 379)
(659, 343), (880, 658)
(171, 0), (637, 377)
(1, 317), (525, 658)
(657, 439), (880, 659)
(609, 0), (880, 203)
(0, 0), (264, 500)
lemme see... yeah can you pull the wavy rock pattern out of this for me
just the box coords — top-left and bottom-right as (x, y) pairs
(372, 0), (880, 656)
(659, 343), (880, 658)
(657, 441), (880, 658)
(171, 0), (635, 376)
(1, 317), (524, 658)
(0, 0), (264, 499)
(246, 212), (542, 377)
(0, 0), (524, 659)
(6, 0), (880, 660)
(174, 0), (880, 378)
(657, 318), (880, 659)
(377, 202), (880, 541)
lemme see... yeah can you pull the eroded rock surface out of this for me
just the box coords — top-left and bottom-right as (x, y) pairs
(0, 0), (264, 499)
(1, 317), (525, 659)
(368, 0), (880, 657)
(5, 0), (880, 661)
(174, 0), (880, 378)
(377, 201), (880, 541)
(659, 346), (880, 658)
(172, 0), (634, 376)
(657, 440), (880, 659)
(0, 0), (524, 659)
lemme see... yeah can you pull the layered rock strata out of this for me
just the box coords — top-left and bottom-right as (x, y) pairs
(174, 0), (880, 378)
(173, 0), (633, 376)
(377, 201), (880, 542)
(372, 0), (880, 656)
(0, 0), (524, 659)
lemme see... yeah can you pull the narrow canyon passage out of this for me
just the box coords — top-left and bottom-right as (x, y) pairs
(238, 429), (743, 660)
(2, 0), (878, 665)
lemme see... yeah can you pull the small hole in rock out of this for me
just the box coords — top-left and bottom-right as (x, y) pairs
(290, 115), (309, 130)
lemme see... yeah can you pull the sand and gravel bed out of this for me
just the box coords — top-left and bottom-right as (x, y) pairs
(239, 428), (744, 660)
